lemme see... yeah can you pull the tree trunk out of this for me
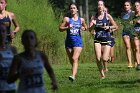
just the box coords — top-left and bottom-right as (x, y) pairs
(85, 0), (89, 26)
(79, 5), (83, 17)
(72, 0), (76, 3)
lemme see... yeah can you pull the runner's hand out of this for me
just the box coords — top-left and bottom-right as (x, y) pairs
(10, 31), (16, 39)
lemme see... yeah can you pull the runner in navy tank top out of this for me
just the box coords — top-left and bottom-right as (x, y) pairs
(133, 1), (140, 69)
(59, 2), (87, 81)
(0, 0), (19, 44)
(108, 31), (115, 63)
(94, 12), (111, 45)
(7, 30), (58, 93)
(121, 1), (136, 68)
(104, 7), (116, 63)
(89, 0), (118, 79)
(0, 23), (17, 93)
(0, 11), (11, 43)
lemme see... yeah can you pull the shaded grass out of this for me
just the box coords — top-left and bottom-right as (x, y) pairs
(44, 62), (140, 93)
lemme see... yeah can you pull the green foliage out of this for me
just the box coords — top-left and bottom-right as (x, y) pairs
(7, 0), (67, 64)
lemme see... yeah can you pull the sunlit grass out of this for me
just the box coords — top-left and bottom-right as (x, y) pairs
(44, 62), (140, 93)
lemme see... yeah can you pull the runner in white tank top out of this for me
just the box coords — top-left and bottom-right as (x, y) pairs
(7, 30), (58, 93)
(0, 23), (17, 93)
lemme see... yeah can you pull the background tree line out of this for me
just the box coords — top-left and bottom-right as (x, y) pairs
(49, 0), (138, 18)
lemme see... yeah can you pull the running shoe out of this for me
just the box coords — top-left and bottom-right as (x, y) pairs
(69, 76), (75, 82)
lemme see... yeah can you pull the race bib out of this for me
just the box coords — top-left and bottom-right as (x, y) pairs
(0, 67), (9, 80)
(134, 27), (140, 33)
(24, 74), (43, 88)
(70, 28), (79, 35)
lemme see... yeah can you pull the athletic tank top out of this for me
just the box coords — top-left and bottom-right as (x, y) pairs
(95, 13), (109, 32)
(122, 10), (134, 32)
(0, 11), (11, 35)
(122, 10), (134, 20)
(0, 46), (16, 91)
(67, 17), (82, 37)
(18, 52), (46, 93)
(134, 15), (140, 33)
(110, 32), (114, 36)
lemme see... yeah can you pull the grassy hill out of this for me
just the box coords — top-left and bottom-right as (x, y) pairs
(7, 0), (67, 63)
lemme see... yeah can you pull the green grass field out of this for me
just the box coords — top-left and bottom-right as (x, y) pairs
(44, 62), (140, 93)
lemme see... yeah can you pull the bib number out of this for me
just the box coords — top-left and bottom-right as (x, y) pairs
(24, 74), (43, 88)
(134, 27), (140, 33)
(70, 29), (79, 35)
(0, 67), (9, 80)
